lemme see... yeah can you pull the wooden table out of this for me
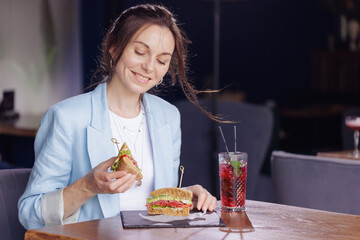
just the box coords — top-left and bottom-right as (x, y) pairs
(25, 200), (360, 240)
(317, 150), (360, 160)
(0, 114), (42, 137)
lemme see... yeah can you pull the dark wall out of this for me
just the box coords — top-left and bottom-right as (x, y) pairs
(81, 0), (105, 89)
(219, 0), (330, 103)
(82, 0), (333, 103)
(80, 1), (354, 156)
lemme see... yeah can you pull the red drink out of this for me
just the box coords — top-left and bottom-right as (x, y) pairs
(219, 152), (247, 212)
(346, 117), (360, 131)
(345, 116), (360, 158)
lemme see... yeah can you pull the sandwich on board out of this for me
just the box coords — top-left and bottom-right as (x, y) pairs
(146, 187), (193, 216)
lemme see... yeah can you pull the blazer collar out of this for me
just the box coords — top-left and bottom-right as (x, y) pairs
(88, 81), (120, 218)
(90, 81), (110, 132)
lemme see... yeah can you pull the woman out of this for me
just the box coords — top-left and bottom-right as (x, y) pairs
(18, 4), (218, 230)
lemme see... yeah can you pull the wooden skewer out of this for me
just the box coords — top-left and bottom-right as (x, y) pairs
(178, 165), (185, 188)
(111, 138), (120, 152)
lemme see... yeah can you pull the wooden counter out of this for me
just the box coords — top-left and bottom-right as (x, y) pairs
(25, 200), (360, 240)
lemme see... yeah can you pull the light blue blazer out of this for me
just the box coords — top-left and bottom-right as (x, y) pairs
(18, 82), (181, 229)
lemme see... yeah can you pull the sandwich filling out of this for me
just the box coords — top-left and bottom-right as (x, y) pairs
(146, 194), (192, 209)
(111, 148), (141, 172)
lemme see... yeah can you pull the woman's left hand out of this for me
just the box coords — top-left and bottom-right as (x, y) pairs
(185, 185), (217, 212)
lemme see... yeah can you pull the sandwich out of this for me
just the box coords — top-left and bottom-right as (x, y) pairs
(146, 187), (193, 216)
(111, 142), (143, 181)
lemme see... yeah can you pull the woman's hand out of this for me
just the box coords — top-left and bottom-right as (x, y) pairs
(84, 157), (136, 195)
(185, 185), (217, 212)
(63, 157), (136, 219)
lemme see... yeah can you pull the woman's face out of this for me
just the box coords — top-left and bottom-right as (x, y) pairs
(111, 24), (175, 95)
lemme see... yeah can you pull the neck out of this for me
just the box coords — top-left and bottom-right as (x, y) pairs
(107, 80), (141, 118)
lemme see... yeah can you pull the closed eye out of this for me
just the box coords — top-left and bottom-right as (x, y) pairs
(157, 59), (166, 65)
(135, 50), (145, 56)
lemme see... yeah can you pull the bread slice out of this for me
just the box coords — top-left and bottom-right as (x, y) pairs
(117, 156), (143, 181)
(150, 187), (192, 199)
(147, 205), (190, 216)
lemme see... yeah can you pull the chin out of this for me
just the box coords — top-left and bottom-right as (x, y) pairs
(129, 84), (153, 95)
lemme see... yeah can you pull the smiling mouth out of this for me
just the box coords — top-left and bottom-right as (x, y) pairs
(133, 71), (151, 82)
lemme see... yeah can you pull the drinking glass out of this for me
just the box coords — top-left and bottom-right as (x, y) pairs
(345, 116), (360, 158)
(219, 152), (248, 212)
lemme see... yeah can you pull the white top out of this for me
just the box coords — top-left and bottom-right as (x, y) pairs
(109, 107), (154, 210)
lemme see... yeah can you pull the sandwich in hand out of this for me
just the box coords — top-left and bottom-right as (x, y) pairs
(146, 187), (193, 216)
(111, 142), (143, 182)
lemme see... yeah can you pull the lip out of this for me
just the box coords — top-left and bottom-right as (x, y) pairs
(132, 71), (151, 84)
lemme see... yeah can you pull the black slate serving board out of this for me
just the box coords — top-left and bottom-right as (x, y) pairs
(120, 210), (226, 228)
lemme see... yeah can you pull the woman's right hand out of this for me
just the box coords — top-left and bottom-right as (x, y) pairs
(84, 157), (136, 195)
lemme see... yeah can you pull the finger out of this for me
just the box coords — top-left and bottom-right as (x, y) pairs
(208, 197), (218, 211)
(105, 157), (118, 167)
(118, 175), (136, 193)
(104, 170), (128, 181)
(108, 174), (135, 193)
(98, 157), (118, 170)
(190, 199), (197, 210)
(106, 173), (132, 192)
(202, 195), (217, 212)
(201, 194), (213, 212)
(196, 192), (206, 211)
(96, 170), (127, 182)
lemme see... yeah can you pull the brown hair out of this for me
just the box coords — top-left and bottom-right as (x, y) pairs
(93, 4), (224, 122)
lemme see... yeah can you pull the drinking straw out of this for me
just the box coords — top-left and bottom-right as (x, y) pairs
(218, 126), (230, 154)
(234, 125), (237, 153)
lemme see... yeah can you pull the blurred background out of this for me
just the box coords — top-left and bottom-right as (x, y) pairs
(0, 0), (359, 199)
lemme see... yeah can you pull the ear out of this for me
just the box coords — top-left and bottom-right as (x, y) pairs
(109, 46), (115, 58)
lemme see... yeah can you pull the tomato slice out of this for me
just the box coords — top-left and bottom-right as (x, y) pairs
(148, 200), (192, 208)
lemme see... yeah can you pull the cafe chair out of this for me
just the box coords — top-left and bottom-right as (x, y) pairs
(174, 99), (275, 202)
(271, 151), (360, 215)
(174, 99), (214, 193)
(0, 168), (31, 240)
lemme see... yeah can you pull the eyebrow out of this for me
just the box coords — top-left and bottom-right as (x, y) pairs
(133, 41), (173, 56)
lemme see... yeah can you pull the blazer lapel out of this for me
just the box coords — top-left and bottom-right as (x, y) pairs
(87, 82), (120, 218)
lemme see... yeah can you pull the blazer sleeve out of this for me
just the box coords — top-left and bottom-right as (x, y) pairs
(18, 105), (74, 229)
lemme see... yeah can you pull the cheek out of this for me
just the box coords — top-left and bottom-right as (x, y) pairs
(118, 54), (142, 70)
(156, 66), (170, 78)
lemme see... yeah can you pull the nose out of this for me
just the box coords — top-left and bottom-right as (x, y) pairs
(142, 56), (154, 73)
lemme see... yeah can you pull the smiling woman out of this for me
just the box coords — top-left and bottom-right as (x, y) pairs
(18, 4), (218, 230)
(108, 24), (175, 106)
